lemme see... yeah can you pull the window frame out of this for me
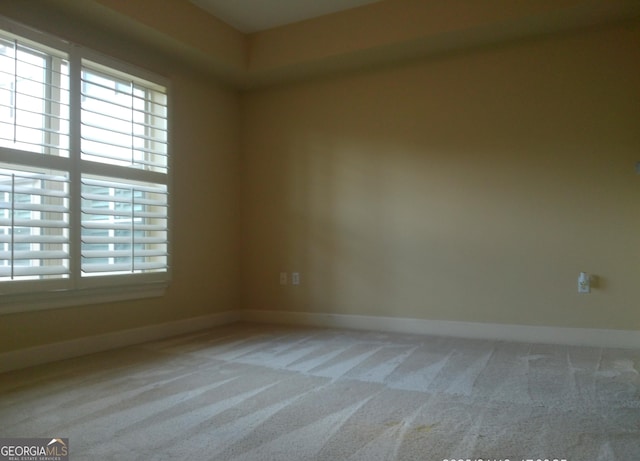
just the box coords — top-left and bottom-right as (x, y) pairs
(0, 16), (172, 314)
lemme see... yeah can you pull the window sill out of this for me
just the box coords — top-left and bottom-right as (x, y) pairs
(0, 283), (167, 315)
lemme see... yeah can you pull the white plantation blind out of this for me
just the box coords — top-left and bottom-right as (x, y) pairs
(81, 176), (168, 276)
(0, 34), (70, 157)
(78, 60), (170, 283)
(0, 167), (70, 280)
(0, 18), (170, 304)
(81, 61), (168, 173)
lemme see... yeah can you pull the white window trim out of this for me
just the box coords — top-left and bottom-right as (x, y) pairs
(0, 16), (172, 314)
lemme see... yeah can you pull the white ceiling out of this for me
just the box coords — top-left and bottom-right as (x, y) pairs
(189, 0), (382, 33)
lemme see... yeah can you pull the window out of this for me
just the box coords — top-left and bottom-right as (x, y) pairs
(0, 18), (170, 311)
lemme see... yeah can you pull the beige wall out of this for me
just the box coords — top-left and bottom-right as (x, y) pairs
(1, 3), (639, 356)
(241, 23), (640, 330)
(0, 6), (242, 352)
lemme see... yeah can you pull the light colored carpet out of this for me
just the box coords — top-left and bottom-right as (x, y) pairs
(1, 323), (639, 460)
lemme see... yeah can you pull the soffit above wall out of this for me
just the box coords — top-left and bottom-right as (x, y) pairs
(244, 0), (640, 87)
(189, 0), (382, 33)
(1, 0), (639, 89)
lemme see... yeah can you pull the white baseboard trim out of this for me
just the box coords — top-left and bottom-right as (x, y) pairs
(0, 310), (241, 373)
(3, 309), (637, 374)
(241, 309), (640, 349)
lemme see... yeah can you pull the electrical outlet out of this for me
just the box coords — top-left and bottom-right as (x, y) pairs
(279, 272), (287, 285)
(291, 272), (300, 285)
(578, 272), (590, 294)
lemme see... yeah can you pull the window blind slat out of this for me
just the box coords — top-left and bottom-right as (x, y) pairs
(0, 218), (68, 228)
(1, 203), (68, 213)
(81, 177), (166, 191)
(0, 266), (70, 277)
(0, 185), (68, 198)
(81, 193), (167, 207)
(1, 250), (69, 260)
(0, 235), (68, 244)
(81, 192), (135, 204)
(81, 221), (149, 231)
(81, 261), (165, 273)
(81, 208), (165, 219)
(83, 249), (166, 259)
(81, 235), (166, 245)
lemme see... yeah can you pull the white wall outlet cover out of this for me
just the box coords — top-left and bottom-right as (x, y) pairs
(578, 272), (590, 294)
(292, 272), (300, 285)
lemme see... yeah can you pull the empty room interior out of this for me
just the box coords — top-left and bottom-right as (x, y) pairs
(0, 0), (639, 459)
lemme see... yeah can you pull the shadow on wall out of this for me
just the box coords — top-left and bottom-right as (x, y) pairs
(244, 25), (640, 328)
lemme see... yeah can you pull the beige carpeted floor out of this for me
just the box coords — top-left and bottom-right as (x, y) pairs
(1, 323), (639, 460)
